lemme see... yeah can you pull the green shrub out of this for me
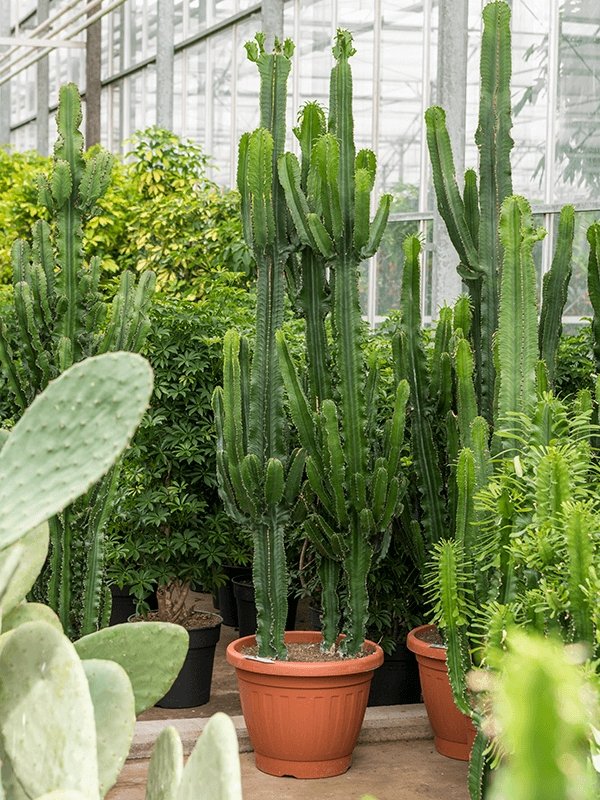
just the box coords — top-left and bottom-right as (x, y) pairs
(86, 128), (253, 295)
(106, 283), (255, 615)
(554, 323), (596, 398)
(0, 148), (50, 282)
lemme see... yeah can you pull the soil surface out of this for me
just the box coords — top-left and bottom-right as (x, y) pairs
(130, 609), (222, 631)
(414, 626), (444, 646)
(241, 641), (376, 662)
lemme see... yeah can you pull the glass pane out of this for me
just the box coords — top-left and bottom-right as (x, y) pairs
(376, 219), (420, 316)
(379, 1), (430, 205)
(183, 42), (208, 141)
(235, 15), (261, 141)
(209, 29), (233, 180)
(561, 210), (596, 319)
(554, 1), (600, 203)
(296, 0), (334, 104)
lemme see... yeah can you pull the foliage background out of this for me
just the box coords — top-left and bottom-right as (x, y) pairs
(106, 285), (255, 609)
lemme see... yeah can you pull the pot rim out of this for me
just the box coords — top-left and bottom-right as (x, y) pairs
(226, 630), (384, 676)
(406, 623), (447, 660)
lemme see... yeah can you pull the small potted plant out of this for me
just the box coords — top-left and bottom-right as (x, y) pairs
(214, 32), (408, 779)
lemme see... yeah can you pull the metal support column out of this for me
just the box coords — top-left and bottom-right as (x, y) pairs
(156, 0), (174, 130)
(430, 0), (469, 314)
(37, 0), (50, 154)
(0, 0), (10, 146)
(262, 0), (284, 48)
(85, 3), (102, 146)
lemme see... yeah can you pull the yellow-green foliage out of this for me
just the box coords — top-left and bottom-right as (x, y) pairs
(0, 130), (251, 297)
(85, 129), (252, 295)
(0, 148), (50, 282)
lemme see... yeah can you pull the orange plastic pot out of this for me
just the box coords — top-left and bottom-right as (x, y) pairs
(407, 624), (476, 760)
(226, 630), (384, 778)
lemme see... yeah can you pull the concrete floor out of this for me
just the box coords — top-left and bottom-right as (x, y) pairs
(110, 740), (468, 800)
(111, 593), (469, 799)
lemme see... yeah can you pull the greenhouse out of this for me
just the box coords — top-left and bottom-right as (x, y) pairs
(0, 1), (598, 799)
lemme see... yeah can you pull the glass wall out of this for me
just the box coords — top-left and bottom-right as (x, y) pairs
(4, 0), (600, 322)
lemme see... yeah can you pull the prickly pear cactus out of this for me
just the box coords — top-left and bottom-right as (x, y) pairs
(0, 353), (238, 800)
(0, 84), (156, 639)
(145, 715), (242, 800)
(75, 622), (189, 715)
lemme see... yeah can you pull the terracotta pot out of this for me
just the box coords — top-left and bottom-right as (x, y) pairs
(226, 630), (383, 779)
(406, 624), (476, 761)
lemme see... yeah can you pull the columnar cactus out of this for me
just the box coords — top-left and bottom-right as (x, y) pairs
(426, 1), (574, 424)
(277, 31), (405, 656)
(403, 1), (576, 573)
(0, 84), (155, 638)
(587, 223), (600, 373)
(213, 36), (299, 659)
(395, 236), (478, 549)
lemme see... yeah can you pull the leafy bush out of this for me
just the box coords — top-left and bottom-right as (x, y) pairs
(0, 130), (252, 298)
(0, 148), (50, 282)
(106, 283), (255, 613)
(554, 323), (596, 398)
(86, 128), (253, 294)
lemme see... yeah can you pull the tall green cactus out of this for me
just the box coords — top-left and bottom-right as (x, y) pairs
(395, 236), (479, 550)
(213, 37), (297, 660)
(495, 196), (544, 436)
(0, 84), (155, 639)
(587, 223), (600, 373)
(277, 31), (404, 656)
(426, 1), (574, 423)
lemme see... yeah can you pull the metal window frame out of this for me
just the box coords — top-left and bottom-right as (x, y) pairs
(5, 0), (600, 325)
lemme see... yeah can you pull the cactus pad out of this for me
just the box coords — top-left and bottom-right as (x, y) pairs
(0, 622), (99, 799)
(0, 353), (153, 549)
(145, 726), (183, 800)
(74, 622), (188, 715)
(82, 659), (135, 797)
(177, 713), (242, 800)
(0, 524), (49, 614)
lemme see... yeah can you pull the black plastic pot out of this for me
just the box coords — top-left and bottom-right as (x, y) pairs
(307, 604), (322, 631)
(217, 565), (252, 627)
(157, 612), (223, 709)
(232, 576), (299, 637)
(109, 584), (157, 626)
(367, 640), (421, 707)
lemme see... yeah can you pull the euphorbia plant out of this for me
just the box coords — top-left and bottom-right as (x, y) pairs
(0, 84), (155, 639)
(213, 36), (303, 660)
(277, 31), (409, 657)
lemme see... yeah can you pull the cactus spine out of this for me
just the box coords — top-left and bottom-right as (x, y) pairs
(213, 36), (296, 659)
(0, 85), (155, 639)
(277, 31), (402, 656)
